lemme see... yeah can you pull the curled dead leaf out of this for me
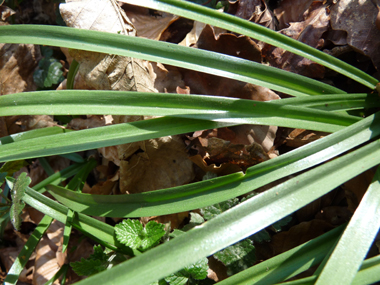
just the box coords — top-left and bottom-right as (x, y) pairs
(119, 136), (194, 194)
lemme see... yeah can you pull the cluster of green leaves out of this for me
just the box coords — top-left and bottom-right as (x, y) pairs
(1, 0), (380, 284)
(73, 218), (209, 285)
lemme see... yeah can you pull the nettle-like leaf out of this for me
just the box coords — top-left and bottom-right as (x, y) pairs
(200, 198), (240, 220)
(115, 219), (165, 251)
(271, 215), (293, 232)
(70, 245), (109, 276)
(165, 257), (209, 285)
(214, 239), (256, 276)
(10, 172), (31, 231)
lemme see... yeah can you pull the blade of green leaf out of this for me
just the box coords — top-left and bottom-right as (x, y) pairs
(0, 24), (344, 96)
(0, 91), (360, 128)
(62, 208), (74, 253)
(0, 126), (69, 145)
(33, 162), (88, 193)
(4, 215), (53, 285)
(47, 113), (380, 217)
(271, 93), (380, 111)
(217, 225), (345, 285)
(315, 167), (380, 285)
(352, 255), (380, 285)
(0, 117), (231, 163)
(279, 255), (380, 285)
(124, 0), (378, 90)
(75, 138), (380, 285)
(0, 107), (355, 163)
(66, 59), (79, 90)
(65, 158), (97, 191)
(6, 177), (136, 255)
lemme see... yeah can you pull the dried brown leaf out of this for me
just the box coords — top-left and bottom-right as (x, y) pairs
(270, 220), (334, 255)
(122, 4), (178, 40)
(342, 169), (375, 213)
(274, 0), (315, 30)
(330, 0), (380, 71)
(285, 129), (329, 148)
(228, 0), (277, 29)
(262, 1), (328, 79)
(119, 136), (194, 194)
(0, 29), (40, 95)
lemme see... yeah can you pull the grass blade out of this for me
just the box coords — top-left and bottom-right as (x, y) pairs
(75, 138), (380, 285)
(4, 215), (53, 285)
(124, 0), (378, 90)
(0, 91), (360, 128)
(217, 225), (345, 285)
(47, 113), (380, 217)
(315, 167), (380, 284)
(0, 25), (344, 96)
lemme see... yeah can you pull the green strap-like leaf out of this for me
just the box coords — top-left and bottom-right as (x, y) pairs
(217, 225), (345, 285)
(74, 138), (380, 285)
(0, 91), (362, 127)
(47, 113), (380, 217)
(0, 24), (344, 96)
(4, 215), (53, 285)
(315, 167), (380, 285)
(127, 0), (378, 90)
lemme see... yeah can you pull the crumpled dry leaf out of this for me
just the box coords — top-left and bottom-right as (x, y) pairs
(0, 27), (40, 95)
(180, 25), (279, 101)
(342, 169), (375, 213)
(285, 128), (329, 148)
(60, 0), (154, 92)
(188, 128), (270, 174)
(83, 171), (119, 195)
(141, 211), (189, 230)
(296, 188), (344, 222)
(122, 4), (178, 40)
(119, 136), (194, 194)
(0, 3), (15, 21)
(29, 156), (71, 188)
(66, 115), (111, 130)
(190, 154), (243, 177)
(61, 0), (195, 194)
(150, 62), (186, 93)
(270, 220), (334, 255)
(330, 0), (380, 71)
(274, 0), (315, 30)
(315, 206), (352, 225)
(0, 246), (34, 283)
(262, 1), (328, 79)
(196, 24), (261, 62)
(4, 115), (58, 136)
(33, 220), (65, 285)
(228, 0), (277, 29)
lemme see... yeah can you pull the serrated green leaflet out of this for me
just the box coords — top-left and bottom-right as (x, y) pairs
(0, 25), (344, 97)
(214, 239), (255, 276)
(9, 173), (31, 230)
(115, 220), (165, 251)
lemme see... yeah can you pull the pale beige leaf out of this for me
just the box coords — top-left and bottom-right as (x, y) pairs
(60, 0), (135, 35)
